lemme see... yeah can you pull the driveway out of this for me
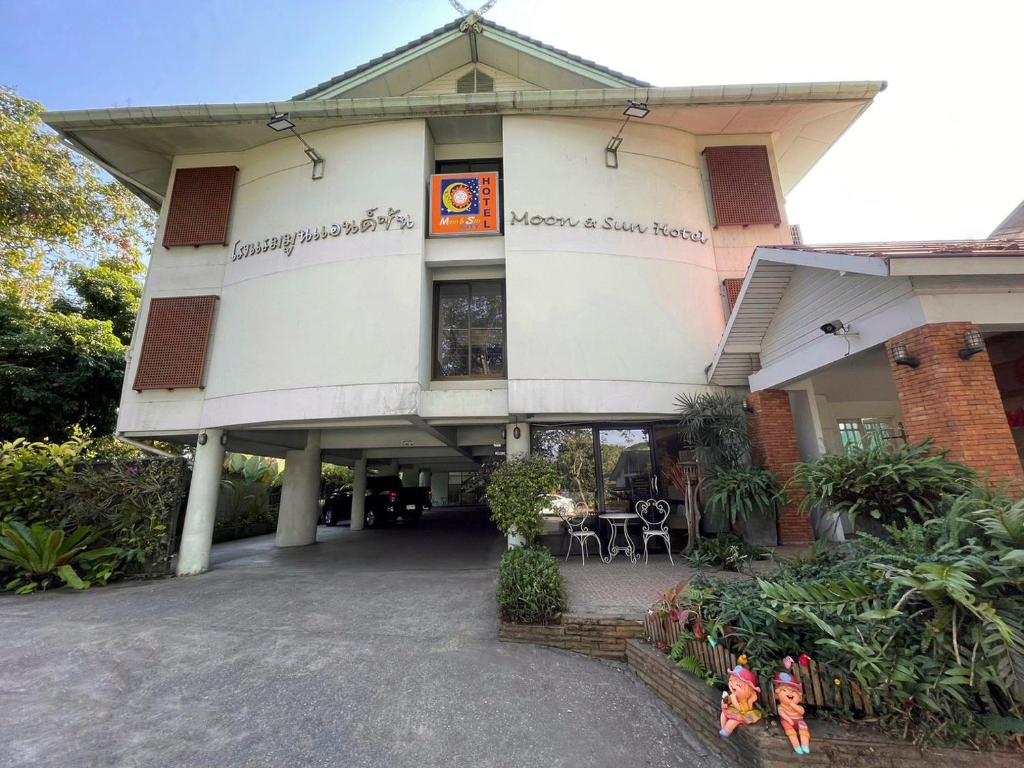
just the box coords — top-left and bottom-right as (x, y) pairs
(0, 507), (723, 768)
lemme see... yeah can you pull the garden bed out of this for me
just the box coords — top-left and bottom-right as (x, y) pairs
(626, 640), (1020, 768)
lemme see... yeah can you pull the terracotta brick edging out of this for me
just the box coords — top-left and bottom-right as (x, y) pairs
(498, 613), (645, 661)
(625, 639), (1021, 768)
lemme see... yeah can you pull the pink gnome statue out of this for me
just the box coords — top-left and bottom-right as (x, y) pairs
(719, 663), (762, 737)
(773, 657), (811, 755)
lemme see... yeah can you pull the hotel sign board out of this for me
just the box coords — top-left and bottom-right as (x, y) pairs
(429, 172), (500, 236)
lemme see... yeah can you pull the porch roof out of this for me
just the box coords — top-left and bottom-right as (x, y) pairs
(707, 240), (1024, 388)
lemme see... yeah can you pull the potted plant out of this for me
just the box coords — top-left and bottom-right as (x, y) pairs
(704, 467), (784, 543)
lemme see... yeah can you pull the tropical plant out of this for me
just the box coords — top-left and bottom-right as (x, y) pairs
(485, 456), (561, 543)
(675, 391), (751, 471)
(704, 466), (783, 529)
(788, 440), (974, 529)
(664, 490), (1024, 747)
(686, 534), (770, 573)
(496, 546), (567, 624)
(0, 521), (123, 594)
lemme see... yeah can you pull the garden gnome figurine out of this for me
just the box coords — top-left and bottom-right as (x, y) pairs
(720, 663), (762, 737)
(774, 657), (811, 755)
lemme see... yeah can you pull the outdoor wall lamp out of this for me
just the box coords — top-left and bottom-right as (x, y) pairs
(512, 426), (521, 440)
(890, 342), (919, 369)
(606, 100), (651, 168)
(741, 399), (755, 414)
(958, 329), (986, 360)
(197, 432), (208, 446)
(267, 112), (325, 180)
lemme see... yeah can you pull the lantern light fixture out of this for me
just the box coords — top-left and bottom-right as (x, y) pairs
(890, 342), (919, 369)
(266, 112), (325, 180)
(958, 329), (986, 360)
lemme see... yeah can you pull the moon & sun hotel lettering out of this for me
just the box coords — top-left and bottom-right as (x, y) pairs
(231, 206), (415, 261)
(509, 210), (708, 243)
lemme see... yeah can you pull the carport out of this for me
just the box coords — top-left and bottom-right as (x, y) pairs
(171, 417), (530, 576)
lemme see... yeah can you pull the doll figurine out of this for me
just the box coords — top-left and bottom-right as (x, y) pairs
(720, 664), (762, 737)
(773, 662), (811, 755)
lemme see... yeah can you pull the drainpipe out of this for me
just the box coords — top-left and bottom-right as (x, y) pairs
(116, 434), (181, 459)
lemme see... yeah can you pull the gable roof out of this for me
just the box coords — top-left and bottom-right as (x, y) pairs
(707, 240), (1024, 387)
(292, 16), (651, 100)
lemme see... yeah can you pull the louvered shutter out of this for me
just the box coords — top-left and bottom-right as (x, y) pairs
(162, 166), (238, 248)
(703, 146), (781, 227)
(132, 296), (218, 391)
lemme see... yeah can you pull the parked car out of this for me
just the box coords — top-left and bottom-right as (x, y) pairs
(321, 475), (431, 528)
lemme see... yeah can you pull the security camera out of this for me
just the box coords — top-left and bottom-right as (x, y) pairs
(820, 320), (847, 335)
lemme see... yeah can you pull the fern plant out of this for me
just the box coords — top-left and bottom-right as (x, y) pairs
(705, 467), (783, 529)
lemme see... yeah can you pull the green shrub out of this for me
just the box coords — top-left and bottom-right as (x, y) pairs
(485, 456), (560, 543)
(686, 534), (770, 572)
(496, 546), (566, 624)
(0, 437), (87, 523)
(668, 490), (1024, 747)
(789, 440), (974, 528)
(704, 466), (783, 528)
(0, 521), (124, 594)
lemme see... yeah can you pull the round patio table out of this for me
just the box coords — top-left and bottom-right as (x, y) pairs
(599, 512), (640, 564)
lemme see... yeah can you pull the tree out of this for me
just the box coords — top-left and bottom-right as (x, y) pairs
(0, 86), (155, 440)
(1, 86), (153, 309)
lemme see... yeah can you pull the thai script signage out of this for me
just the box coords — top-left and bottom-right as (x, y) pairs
(429, 172), (500, 237)
(509, 210), (708, 243)
(231, 207), (414, 261)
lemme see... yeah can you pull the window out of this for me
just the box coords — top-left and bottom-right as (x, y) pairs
(433, 280), (506, 379)
(456, 69), (494, 94)
(435, 159), (501, 175)
(838, 418), (896, 452)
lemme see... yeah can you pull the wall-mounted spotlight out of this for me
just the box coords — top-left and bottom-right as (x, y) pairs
(890, 342), (919, 369)
(267, 112), (325, 180)
(605, 100), (651, 168)
(741, 399), (755, 414)
(958, 329), (986, 360)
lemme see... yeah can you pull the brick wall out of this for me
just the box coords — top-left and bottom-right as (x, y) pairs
(886, 323), (1024, 489)
(499, 614), (645, 661)
(626, 640), (1020, 768)
(745, 390), (815, 545)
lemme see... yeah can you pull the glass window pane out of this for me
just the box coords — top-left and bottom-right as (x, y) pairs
(470, 329), (504, 376)
(531, 427), (598, 510)
(436, 283), (469, 377)
(599, 428), (652, 513)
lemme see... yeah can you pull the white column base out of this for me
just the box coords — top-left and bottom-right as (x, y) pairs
(176, 429), (226, 576)
(276, 431), (322, 547)
(350, 457), (367, 531)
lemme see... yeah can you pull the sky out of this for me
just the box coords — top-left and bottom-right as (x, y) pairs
(2, 0), (1022, 243)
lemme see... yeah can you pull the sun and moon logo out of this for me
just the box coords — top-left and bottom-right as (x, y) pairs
(440, 179), (480, 215)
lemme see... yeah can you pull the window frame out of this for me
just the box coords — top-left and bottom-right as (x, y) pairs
(431, 278), (508, 381)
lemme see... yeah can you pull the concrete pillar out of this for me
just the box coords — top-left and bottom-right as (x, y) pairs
(418, 469), (431, 487)
(276, 431), (322, 547)
(887, 322), (1024, 489)
(351, 457), (367, 531)
(505, 422), (531, 547)
(402, 466), (420, 487)
(506, 421), (530, 459)
(430, 471), (448, 506)
(176, 429), (226, 576)
(746, 390), (816, 545)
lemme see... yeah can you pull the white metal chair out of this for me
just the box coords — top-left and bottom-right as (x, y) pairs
(635, 498), (673, 565)
(558, 504), (603, 565)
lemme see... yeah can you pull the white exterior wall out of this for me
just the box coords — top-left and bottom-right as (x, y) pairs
(120, 114), (793, 434)
(502, 116), (725, 417)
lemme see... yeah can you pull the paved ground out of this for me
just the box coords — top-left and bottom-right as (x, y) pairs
(1, 507), (724, 768)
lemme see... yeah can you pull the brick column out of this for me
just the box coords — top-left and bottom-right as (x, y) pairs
(886, 322), (1024, 488)
(746, 389), (816, 545)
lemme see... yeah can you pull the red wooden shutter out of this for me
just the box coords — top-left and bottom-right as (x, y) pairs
(703, 146), (781, 227)
(162, 166), (238, 248)
(132, 296), (218, 391)
(723, 278), (744, 314)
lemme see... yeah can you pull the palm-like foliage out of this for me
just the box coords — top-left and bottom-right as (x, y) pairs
(705, 467), (784, 528)
(0, 521), (121, 593)
(675, 391), (751, 471)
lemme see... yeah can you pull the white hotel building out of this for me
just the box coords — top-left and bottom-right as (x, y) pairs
(44, 14), (904, 572)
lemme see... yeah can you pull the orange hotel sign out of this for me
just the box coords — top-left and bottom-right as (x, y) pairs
(429, 172), (500, 236)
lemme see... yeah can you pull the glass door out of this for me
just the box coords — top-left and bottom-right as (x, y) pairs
(597, 427), (653, 513)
